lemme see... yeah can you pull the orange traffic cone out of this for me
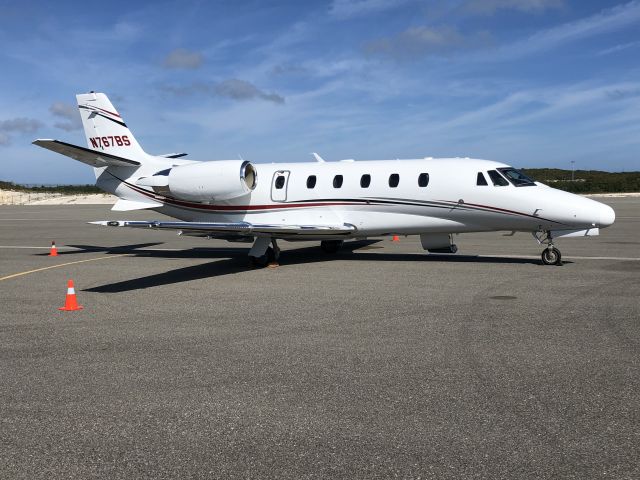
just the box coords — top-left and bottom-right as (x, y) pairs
(49, 241), (58, 257)
(392, 235), (400, 242)
(59, 279), (83, 311)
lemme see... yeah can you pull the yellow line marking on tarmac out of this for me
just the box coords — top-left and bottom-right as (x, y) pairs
(0, 255), (128, 282)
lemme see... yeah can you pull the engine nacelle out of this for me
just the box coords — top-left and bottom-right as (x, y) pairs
(167, 160), (257, 202)
(420, 233), (458, 254)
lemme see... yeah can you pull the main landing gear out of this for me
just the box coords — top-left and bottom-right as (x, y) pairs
(534, 231), (562, 266)
(541, 245), (561, 266)
(248, 237), (280, 268)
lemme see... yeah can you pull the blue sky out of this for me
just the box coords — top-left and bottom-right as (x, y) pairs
(1, 0), (639, 183)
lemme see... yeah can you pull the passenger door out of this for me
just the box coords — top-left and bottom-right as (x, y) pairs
(271, 170), (290, 202)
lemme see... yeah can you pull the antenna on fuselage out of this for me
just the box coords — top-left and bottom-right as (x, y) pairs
(311, 152), (325, 163)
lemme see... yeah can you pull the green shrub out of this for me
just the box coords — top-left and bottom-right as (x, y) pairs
(520, 169), (639, 194)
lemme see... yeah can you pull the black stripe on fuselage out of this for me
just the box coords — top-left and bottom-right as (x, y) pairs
(294, 196), (563, 224)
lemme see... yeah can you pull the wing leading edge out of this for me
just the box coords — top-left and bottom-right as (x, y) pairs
(89, 220), (356, 238)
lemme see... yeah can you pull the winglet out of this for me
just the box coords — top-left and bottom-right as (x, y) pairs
(311, 152), (325, 163)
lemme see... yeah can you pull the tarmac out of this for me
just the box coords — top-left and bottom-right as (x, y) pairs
(0, 198), (638, 479)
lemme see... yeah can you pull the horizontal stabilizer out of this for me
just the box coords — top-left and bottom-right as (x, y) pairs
(33, 139), (140, 167)
(89, 220), (356, 238)
(158, 153), (188, 158)
(111, 199), (163, 211)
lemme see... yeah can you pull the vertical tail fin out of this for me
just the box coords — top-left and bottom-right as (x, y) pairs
(76, 92), (148, 161)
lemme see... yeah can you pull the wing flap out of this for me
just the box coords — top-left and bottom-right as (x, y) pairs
(89, 220), (356, 237)
(33, 139), (141, 167)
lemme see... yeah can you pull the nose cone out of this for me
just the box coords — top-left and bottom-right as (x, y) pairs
(598, 203), (615, 228)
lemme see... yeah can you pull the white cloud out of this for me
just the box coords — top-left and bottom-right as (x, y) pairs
(365, 25), (490, 58)
(424, 82), (640, 137)
(329, 0), (412, 19)
(0, 117), (43, 147)
(463, 0), (564, 15)
(0, 118), (43, 133)
(214, 79), (285, 104)
(162, 79), (285, 104)
(596, 40), (640, 56)
(163, 48), (204, 69)
(487, 1), (640, 60)
(50, 102), (83, 131)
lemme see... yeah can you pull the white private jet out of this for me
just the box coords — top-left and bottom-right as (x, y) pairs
(34, 92), (615, 266)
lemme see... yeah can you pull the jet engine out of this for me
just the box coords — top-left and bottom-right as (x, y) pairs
(420, 233), (458, 253)
(139, 160), (257, 202)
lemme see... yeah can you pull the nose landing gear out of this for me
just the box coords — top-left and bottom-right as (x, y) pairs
(533, 231), (562, 266)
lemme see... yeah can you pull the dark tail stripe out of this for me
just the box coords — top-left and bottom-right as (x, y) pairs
(79, 105), (127, 127)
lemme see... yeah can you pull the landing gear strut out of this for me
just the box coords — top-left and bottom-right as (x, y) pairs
(248, 237), (281, 268)
(534, 231), (562, 266)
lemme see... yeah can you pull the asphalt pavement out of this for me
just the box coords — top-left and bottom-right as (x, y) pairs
(0, 198), (638, 479)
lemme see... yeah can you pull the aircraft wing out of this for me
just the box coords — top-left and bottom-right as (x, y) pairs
(33, 139), (141, 167)
(89, 220), (356, 238)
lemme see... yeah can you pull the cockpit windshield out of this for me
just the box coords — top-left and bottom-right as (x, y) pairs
(497, 168), (536, 187)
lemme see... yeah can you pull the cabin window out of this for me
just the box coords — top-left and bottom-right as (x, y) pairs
(306, 175), (317, 189)
(418, 173), (429, 187)
(333, 175), (343, 188)
(477, 172), (488, 186)
(360, 174), (371, 188)
(389, 173), (400, 188)
(275, 175), (286, 189)
(487, 170), (509, 186)
(497, 168), (536, 187)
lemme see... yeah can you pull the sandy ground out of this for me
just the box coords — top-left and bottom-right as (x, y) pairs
(0, 189), (116, 205)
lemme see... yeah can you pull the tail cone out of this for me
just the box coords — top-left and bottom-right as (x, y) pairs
(59, 279), (83, 311)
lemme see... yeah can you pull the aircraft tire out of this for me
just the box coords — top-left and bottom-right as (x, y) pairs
(250, 247), (275, 268)
(541, 247), (562, 266)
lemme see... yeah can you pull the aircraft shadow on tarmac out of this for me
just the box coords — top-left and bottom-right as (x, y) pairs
(35, 242), (166, 256)
(81, 240), (544, 293)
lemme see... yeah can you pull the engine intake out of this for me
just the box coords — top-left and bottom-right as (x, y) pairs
(166, 160), (257, 202)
